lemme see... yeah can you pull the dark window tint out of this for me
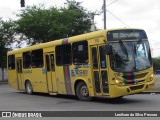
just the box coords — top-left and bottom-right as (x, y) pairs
(23, 51), (31, 69)
(50, 54), (55, 71)
(31, 49), (43, 68)
(56, 44), (71, 66)
(94, 71), (101, 93)
(101, 70), (109, 93)
(17, 59), (22, 73)
(8, 55), (15, 70)
(92, 47), (98, 69)
(73, 41), (88, 64)
(99, 46), (106, 68)
(45, 55), (50, 71)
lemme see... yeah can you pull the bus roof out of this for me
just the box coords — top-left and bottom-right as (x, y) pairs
(7, 28), (144, 55)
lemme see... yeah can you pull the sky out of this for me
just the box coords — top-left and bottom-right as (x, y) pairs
(0, 0), (160, 57)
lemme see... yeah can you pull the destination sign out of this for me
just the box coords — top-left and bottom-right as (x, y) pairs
(107, 30), (147, 41)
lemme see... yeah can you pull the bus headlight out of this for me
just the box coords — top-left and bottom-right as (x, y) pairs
(147, 74), (154, 82)
(115, 80), (125, 86)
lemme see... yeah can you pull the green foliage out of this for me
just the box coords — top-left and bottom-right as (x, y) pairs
(152, 57), (160, 71)
(16, 1), (92, 45)
(0, 19), (15, 68)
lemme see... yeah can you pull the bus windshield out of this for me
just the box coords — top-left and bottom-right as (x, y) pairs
(109, 40), (152, 72)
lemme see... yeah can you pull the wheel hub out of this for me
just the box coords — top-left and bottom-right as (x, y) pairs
(80, 86), (89, 97)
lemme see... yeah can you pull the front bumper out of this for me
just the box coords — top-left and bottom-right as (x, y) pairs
(109, 80), (155, 98)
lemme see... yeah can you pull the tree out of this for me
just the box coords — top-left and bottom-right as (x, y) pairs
(15, 1), (93, 45)
(0, 18), (15, 81)
(152, 57), (160, 71)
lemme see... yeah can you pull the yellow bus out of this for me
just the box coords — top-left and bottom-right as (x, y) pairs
(7, 28), (155, 101)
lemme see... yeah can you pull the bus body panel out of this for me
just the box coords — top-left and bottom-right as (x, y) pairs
(7, 29), (155, 99)
(8, 70), (18, 90)
(55, 66), (70, 94)
(108, 66), (155, 97)
(31, 68), (48, 93)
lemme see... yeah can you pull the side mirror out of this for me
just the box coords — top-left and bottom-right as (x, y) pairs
(105, 44), (111, 55)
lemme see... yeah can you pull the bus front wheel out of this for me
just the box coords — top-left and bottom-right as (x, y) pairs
(76, 82), (92, 101)
(25, 81), (33, 95)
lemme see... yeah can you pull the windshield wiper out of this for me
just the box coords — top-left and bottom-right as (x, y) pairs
(119, 40), (128, 59)
(136, 39), (143, 49)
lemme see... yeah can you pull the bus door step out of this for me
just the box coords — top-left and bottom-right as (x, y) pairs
(49, 92), (57, 95)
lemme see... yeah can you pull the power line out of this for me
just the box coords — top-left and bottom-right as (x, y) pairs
(152, 48), (160, 50)
(152, 42), (160, 44)
(106, 0), (119, 7)
(106, 9), (130, 28)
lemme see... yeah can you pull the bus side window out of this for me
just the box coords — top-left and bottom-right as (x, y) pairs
(99, 46), (107, 68)
(8, 55), (15, 70)
(31, 49), (44, 68)
(23, 51), (31, 69)
(72, 41), (88, 64)
(45, 55), (50, 71)
(55, 44), (72, 66)
(50, 54), (55, 71)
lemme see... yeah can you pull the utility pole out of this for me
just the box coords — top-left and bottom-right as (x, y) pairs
(20, 0), (25, 7)
(103, 0), (106, 29)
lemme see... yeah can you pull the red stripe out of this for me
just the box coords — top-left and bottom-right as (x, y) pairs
(64, 38), (67, 44)
(64, 38), (66, 44)
(67, 85), (70, 94)
(127, 73), (131, 84)
(65, 67), (68, 83)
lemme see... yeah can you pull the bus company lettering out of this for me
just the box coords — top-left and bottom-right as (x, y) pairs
(11, 112), (42, 117)
(113, 32), (140, 39)
(75, 64), (90, 68)
(71, 69), (88, 76)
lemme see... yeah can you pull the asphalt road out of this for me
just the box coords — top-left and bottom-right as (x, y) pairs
(155, 74), (160, 79)
(0, 84), (160, 111)
(154, 74), (160, 91)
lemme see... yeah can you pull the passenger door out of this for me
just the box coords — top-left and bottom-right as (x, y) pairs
(16, 58), (23, 90)
(45, 53), (57, 93)
(91, 45), (109, 95)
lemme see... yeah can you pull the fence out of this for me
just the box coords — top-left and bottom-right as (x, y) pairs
(0, 68), (8, 82)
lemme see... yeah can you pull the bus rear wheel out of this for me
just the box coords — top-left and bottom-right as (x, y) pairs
(25, 81), (33, 95)
(76, 82), (92, 101)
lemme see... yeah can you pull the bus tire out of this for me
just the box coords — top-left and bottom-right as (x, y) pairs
(25, 81), (33, 95)
(76, 81), (92, 101)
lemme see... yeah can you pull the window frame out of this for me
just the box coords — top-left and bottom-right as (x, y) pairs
(31, 49), (44, 68)
(72, 40), (89, 65)
(23, 51), (31, 69)
(8, 55), (15, 70)
(55, 44), (72, 66)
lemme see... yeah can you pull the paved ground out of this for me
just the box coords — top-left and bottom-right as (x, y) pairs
(153, 74), (160, 91)
(154, 74), (160, 79)
(0, 84), (160, 111)
(0, 84), (160, 120)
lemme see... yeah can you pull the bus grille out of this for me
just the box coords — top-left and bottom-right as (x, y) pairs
(130, 85), (144, 91)
(134, 72), (148, 79)
(122, 72), (148, 80)
(137, 80), (145, 83)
